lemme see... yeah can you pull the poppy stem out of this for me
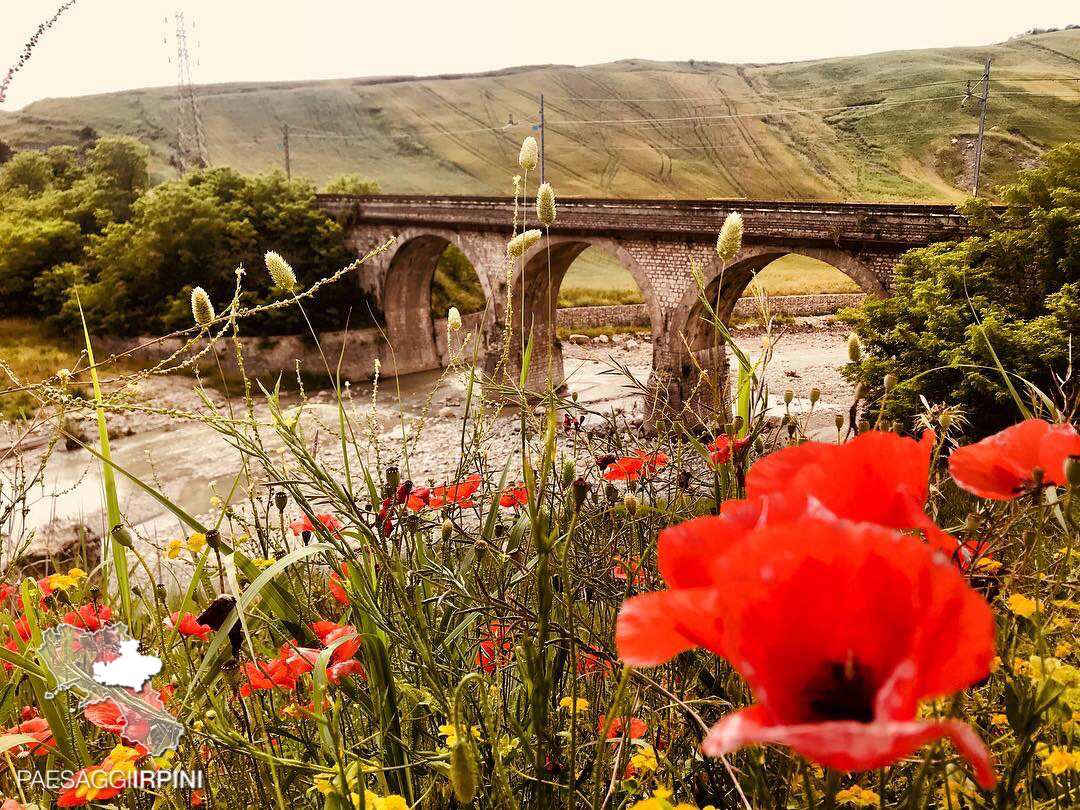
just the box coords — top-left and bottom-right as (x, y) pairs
(800, 760), (818, 810)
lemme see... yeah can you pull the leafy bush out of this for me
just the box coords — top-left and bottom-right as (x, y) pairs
(323, 173), (382, 195)
(842, 142), (1080, 435)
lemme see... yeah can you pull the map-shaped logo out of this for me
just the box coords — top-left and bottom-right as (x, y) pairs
(35, 623), (184, 755)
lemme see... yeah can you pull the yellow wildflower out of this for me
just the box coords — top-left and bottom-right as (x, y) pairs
(629, 745), (658, 774)
(438, 723), (480, 747)
(973, 557), (1002, 573)
(166, 539), (184, 559)
(1007, 593), (1039, 619)
(835, 785), (880, 807)
(251, 558), (276, 570)
(559, 696), (589, 715)
(1043, 748), (1080, 775)
(187, 532), (207, 552)
(990, 713), (1008, 727)
(167, 533), (206, 559)
(990, 655), (1002, 673)
(47, 567), (86, 591)
(375, 796), (409, 810)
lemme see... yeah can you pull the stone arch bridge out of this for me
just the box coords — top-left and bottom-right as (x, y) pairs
(316, 194), (970, 414)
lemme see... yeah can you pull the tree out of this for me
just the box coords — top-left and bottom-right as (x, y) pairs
(0, 151), (53, 195)
(323, 174), (381, 195)
(66, 168), (361, 336)
(85, 136), (149, 220)
(0, 139), (12, 165)
(842, 142), (1080, 436)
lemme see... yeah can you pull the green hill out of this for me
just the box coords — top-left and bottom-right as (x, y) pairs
(1, 30), (1077, 200)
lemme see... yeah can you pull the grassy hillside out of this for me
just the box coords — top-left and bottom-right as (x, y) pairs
(2, 31), (1077, 200)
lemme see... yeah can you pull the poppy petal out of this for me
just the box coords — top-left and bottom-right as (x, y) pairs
(616, 588), (725, 666)
(702, 707), (995, 789)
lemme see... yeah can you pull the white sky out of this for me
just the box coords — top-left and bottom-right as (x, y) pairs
(1, 0), (1076, 109)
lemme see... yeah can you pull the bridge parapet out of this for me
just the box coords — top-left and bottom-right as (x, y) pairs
(316, 194), (973, 247)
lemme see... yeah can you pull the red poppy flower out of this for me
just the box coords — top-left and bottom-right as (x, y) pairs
(477, 620), (513, 673)
(312, 621), (362, 662)
(949, 419), (1080, 501)
(5, 716), (54, 756)
(164, 611), (213, 641)
(602, 449), (667, 482)
(613, 557), (646, 587)
(577, 648), (613, 676)
(739, 430), (975, 565)
(2, 799), (27, 810)
(62, 603), (112, 632)
(598, 714), (647, 739)
(289, 513), (343, 537)
(411, 473), (483, 509)
(56, 762), (130, 807)
(83, 698), (152, 747)
(327, 658), (367, 684)
(0, 583), (14, 602)
(617, 518), (996, 788)
(241, 657), (298, 696)
(499, 484), (529, 508)
(708, 434), (751, 465)
(327, 562), (351, 605)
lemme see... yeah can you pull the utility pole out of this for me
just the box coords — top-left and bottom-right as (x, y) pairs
(282, 123), (291, 179)
(972, 56), (991, 197)
(539, 93), (545, 183)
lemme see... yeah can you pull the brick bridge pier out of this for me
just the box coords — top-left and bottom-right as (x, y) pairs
(316, 194), (970, 416)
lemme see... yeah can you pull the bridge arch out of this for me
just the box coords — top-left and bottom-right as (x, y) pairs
(664, 246), (885, 415)
(506, 235), (665, 394)
(381, 228), (494, 374)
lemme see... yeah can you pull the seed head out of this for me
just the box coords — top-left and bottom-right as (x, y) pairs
(264, 251), (297, 291)
(536, 182), (556, 225)
(190, 287), (215, 326)
(450, 741), (479, 803)
(809, 387), (821, 404)
(519, 136), (538, 172)
(623, 493), (639, 515)
(883, 373), (897, 392)
(715, 211), (744, 262)
(447, 306), (462, 331)
(847, 333), (862, 363)
(507, 229), (542, 257)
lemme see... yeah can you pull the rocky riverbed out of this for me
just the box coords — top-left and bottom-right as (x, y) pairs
(2, 317), (854, 577)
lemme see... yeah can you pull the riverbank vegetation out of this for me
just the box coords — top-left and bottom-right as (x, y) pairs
(0, 140), (1078, 810)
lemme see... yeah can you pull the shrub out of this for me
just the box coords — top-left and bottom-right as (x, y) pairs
(323, 173), (382, 195)
(842, 142), (1080, 435)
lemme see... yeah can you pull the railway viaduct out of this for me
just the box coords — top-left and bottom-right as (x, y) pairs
(315, 194), (971, 413)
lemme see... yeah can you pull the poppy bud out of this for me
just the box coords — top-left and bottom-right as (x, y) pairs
(1066, 457), (1080, 488)
(604, 484), (619, 504)
(205, 529), (221, 550)
(42, 594), (57, 611)
(536, 182), (556, 225)
(596, 453), (617, 471)
(572, 477), (590, 510)
(884, 373), (897, 393)
(965, 513), (981, 532)
(891, 420), (904, 434)
(858, 419), (870, 433)
(204, 709), (217, 723)
(623, 493), (639, 515)
(724, 421), (737, 438)
(754, 437), (764, 454)
(301, 530), (312, 545)
(834, 414), (844, 431)
(561, 459), (575, 488)
(810, 388), (820, 405)
(441, 518), (453, 542)
(111, 525), (134, 548)
(450, 741), (479, 803)
(54, 589), (71, 606)
(783, 389), (794, 405)
(88, 585), (100, 602)
(155, 584), (168, 603)
(395, 480), (413, 504)
(274, 490), (288, 511)
(786, 422), (796, 438)
(406, 513), (420, 533)
(386, 465), (400, 490)
(847, 333), (862, 363)
(732, 415), (744, 433)
(131, 585), (142, 598)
